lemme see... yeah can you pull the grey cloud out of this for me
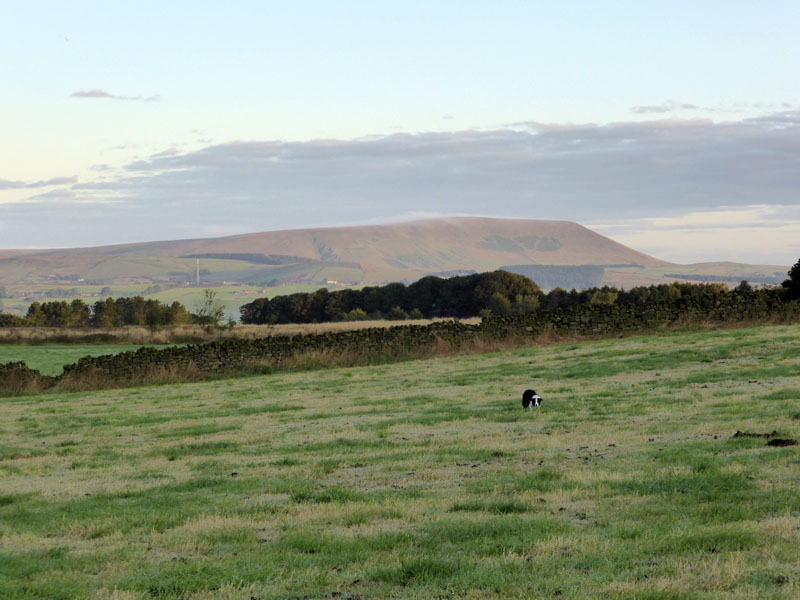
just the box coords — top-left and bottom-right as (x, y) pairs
(0, 179), (23, 190)
(33, 176), (78, 187)
(150, 148), (180, 158)
(0, 176), (77, 190)
(71, 89), (161, 102)
(24, 188), (80, 203)
(4, 111), (800, 249)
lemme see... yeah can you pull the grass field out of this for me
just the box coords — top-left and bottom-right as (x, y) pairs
(0, 344), (175, 376)
(1, 324), (799, 598)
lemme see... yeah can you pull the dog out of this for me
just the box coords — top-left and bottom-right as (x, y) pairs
(522, 389), (542, 410)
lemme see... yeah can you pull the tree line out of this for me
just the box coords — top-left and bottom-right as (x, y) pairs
(240, 271), (542, 324)
(3, 259), (799, 328)
(0, 297), (193, 328)
(240, 265), (800, 325)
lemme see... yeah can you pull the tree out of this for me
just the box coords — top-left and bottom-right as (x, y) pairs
(0, 312), (23, 326)
(782, 258), (800, 301)
(408, 307), (425, 319)
(512, 293), (539, 314)
(472, 271), (541, 315)
(0, 285), (7, 298)
(167, 301), (191, 325)
(386, 306), (407, 320)
(117, 296), (147, 326)
(67, 299), (90, 327)
(487, 292), (512, 316)
(91, 298), (118, 327)
(193, 289), (226, 326)
(589, 286), (619, 305)
(343, 308), (369, 321)
(24, 302), (47, 326)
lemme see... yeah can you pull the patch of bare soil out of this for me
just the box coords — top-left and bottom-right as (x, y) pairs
(766, 438), (798, 447)
(731, 430), (797, 447)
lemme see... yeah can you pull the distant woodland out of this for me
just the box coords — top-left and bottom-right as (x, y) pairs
(238, 270), (773, 325)
(240, 271), (541, 324)
(2, 263), (798, 328)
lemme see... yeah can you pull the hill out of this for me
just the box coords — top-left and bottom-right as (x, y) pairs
(0, 217), (787, 290)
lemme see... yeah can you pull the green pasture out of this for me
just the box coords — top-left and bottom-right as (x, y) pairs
(0, 344), (173, 376)
(1, 324), (799, 598)
(147, 284), (333, 320)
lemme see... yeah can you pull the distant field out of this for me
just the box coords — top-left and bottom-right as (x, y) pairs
(1, 324), (799, 598)
(0, 344), (174, 376)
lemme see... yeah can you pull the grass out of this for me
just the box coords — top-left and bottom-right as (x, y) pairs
(0, 317), (480, 348)
(0, 323), (799, 598)
(0, 344), (176, 376)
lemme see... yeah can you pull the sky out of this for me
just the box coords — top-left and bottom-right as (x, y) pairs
(2, 0), (799, 265)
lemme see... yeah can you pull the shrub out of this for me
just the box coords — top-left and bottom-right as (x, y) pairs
(343, 308), (369, 321)
(386, 306), (407, 320)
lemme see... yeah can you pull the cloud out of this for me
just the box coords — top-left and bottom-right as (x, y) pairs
(632, 101), (798, 115)
(4, 110), (800, 262)
(70, 89), (161, 102)
(0, 176), (77, 191)
(118, 112), (799, 220)
(631, 101), (702, 114)
(590, 205), (800, 265)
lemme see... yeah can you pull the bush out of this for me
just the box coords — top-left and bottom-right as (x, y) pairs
(386, 306), (408, 320)
(343, 308), (369, 321)
(0, 313), (24, 327)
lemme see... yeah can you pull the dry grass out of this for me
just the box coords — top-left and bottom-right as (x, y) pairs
(0, 318), (481, 345)
(55, 362), (206, 392)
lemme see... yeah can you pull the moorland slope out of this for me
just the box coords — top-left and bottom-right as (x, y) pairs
(0, 217), (786, 288)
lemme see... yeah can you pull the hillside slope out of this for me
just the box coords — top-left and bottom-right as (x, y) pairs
(0, 217), (786, 288)
(0, 217), (663, 284)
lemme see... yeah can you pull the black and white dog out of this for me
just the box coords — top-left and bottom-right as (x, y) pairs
(522, 389), (543, 410)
